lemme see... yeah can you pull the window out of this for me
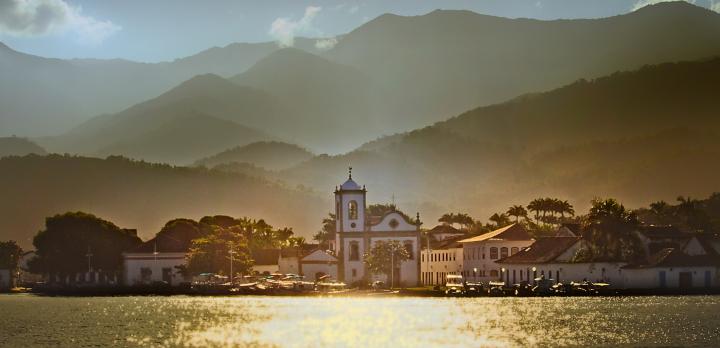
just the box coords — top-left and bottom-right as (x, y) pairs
(511, 247), (519, 255)
(500, 247), (508, 259)
(348, 201), (358, 220)
(404, 241), (414, 260)
(140, 267), (152, 282)
(352, 269), (357, 277)
(490, 247), (499, 259)
(490, 270), (499, 277)
(349, 241), (359, 261)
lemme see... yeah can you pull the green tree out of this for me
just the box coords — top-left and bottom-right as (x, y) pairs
(0, 240), (22, 270)
(363, 240), (410, 288)
(506, 205), (528, 223)
(313, 213), (336, 249)
(29, 212), (141, 283)
(185, 226), (253, 279)
(583, 198), (644, 262)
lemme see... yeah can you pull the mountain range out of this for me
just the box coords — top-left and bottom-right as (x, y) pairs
(2, 2), (720, 246)
(6, 2), (720, 154)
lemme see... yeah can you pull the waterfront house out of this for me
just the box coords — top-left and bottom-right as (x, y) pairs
(458, 224), (534, 282)
(420, 235), (464, 285)
(496, 236), (626, 286)
(122, 231), (191, 286)
(621, 234), (720, 289)
(251, 249), (281, 275)
(278, 244), (318, 275)
(299, 249), (339, 280)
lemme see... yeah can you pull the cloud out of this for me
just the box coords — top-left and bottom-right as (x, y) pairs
(0, 0), (120, 44)
(711, 0), (720, 12)
(315, 37), (337, 50)
(631, 0), (696, 11)
(269, 6), (322, 47)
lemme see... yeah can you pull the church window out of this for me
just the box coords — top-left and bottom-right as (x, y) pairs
(389, 219), (399, 229)
(404, 241), (414, 260)
(352, 269), (357, 277)
(511, 247), (519, 255)
(349, 241), (360, 261)
(500, 247), (508, 259)
(490, 247), (499, 259)
(348, 201), (358, 220)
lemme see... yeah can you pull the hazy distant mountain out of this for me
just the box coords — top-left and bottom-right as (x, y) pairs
(324, 1), (720, 130)
(41, 74), (277, 164)
(0, 137), (46, 158)
(98, 113), (271, 164)
(0, 39), (321, 137)
(230, 48), (378, 152)
(0, 154), (327, 248)
(278, 57), (720, 222)
(8, 2), (720, 151)
(194, 141), (314, 170)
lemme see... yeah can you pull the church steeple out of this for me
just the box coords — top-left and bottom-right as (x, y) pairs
(335, 167), (366, 233)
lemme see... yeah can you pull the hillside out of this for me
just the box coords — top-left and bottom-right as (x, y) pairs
(0, 154), (328, 248)
(325, 2), (720, 130)
(0, 38), (322, 137)
(278, 58), (720, 222)
(230, 48), (377, 152)
(194, 141), (314, 170)
(41, 74), (277, 163)
(0, 137), (47, 158)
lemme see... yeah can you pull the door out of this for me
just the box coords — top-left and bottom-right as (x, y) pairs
(705, 271), (712, 288)
(679, 272), (692, 289)
(162, 268), (172, 284)
(659, 271), (666, 288)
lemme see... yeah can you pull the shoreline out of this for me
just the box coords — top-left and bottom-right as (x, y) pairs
(6, 286), (720, 298)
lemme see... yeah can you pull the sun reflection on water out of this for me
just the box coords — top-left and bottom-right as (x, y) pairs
(1, 294), (720, 347)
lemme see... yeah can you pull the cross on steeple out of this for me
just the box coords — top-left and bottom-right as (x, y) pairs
(348, 166), (353, 180)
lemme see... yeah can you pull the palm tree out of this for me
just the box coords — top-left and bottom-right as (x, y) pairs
(558, 200), (574, 218)
(489, 213), (511, 228)
(584, 198), (643, 261)
(527, 199), (543, 224)
(506, 205), (528, 223)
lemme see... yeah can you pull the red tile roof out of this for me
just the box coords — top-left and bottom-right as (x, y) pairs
(458, 224), (532, 243)
(623, 248), (720, 269)
(496, 237), (582, 264)
(252, 249), (280, 266)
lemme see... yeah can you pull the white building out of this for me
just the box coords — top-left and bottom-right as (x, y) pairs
(420, 236), (464, 286)
(299, 249), (339, 281)
(496, 236), (626, 286)
(334, 170), (422, 287)
(498, 233), (720, 290)
(123, 233), (189, 286)
(458, 224), (534, 282)
(251, 249), (280, 275)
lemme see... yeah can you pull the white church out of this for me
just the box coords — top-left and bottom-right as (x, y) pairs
(332, 169), (422, 287)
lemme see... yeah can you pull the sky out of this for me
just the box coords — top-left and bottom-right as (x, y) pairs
(1, 0), (720, 62)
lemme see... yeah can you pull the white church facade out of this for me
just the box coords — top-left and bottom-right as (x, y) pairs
(334, 169), (422, 287)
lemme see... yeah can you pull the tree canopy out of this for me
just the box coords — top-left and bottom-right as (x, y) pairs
(185, 226), (253, 278)
(29, 212), (141, 277)
(0, 240), (22, 270)
(363, 240), (410, 287)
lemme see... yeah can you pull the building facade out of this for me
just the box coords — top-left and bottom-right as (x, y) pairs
(459, 224), (534, 282)
(420, 236), (464, 285)
(334, 170), (422, 286)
